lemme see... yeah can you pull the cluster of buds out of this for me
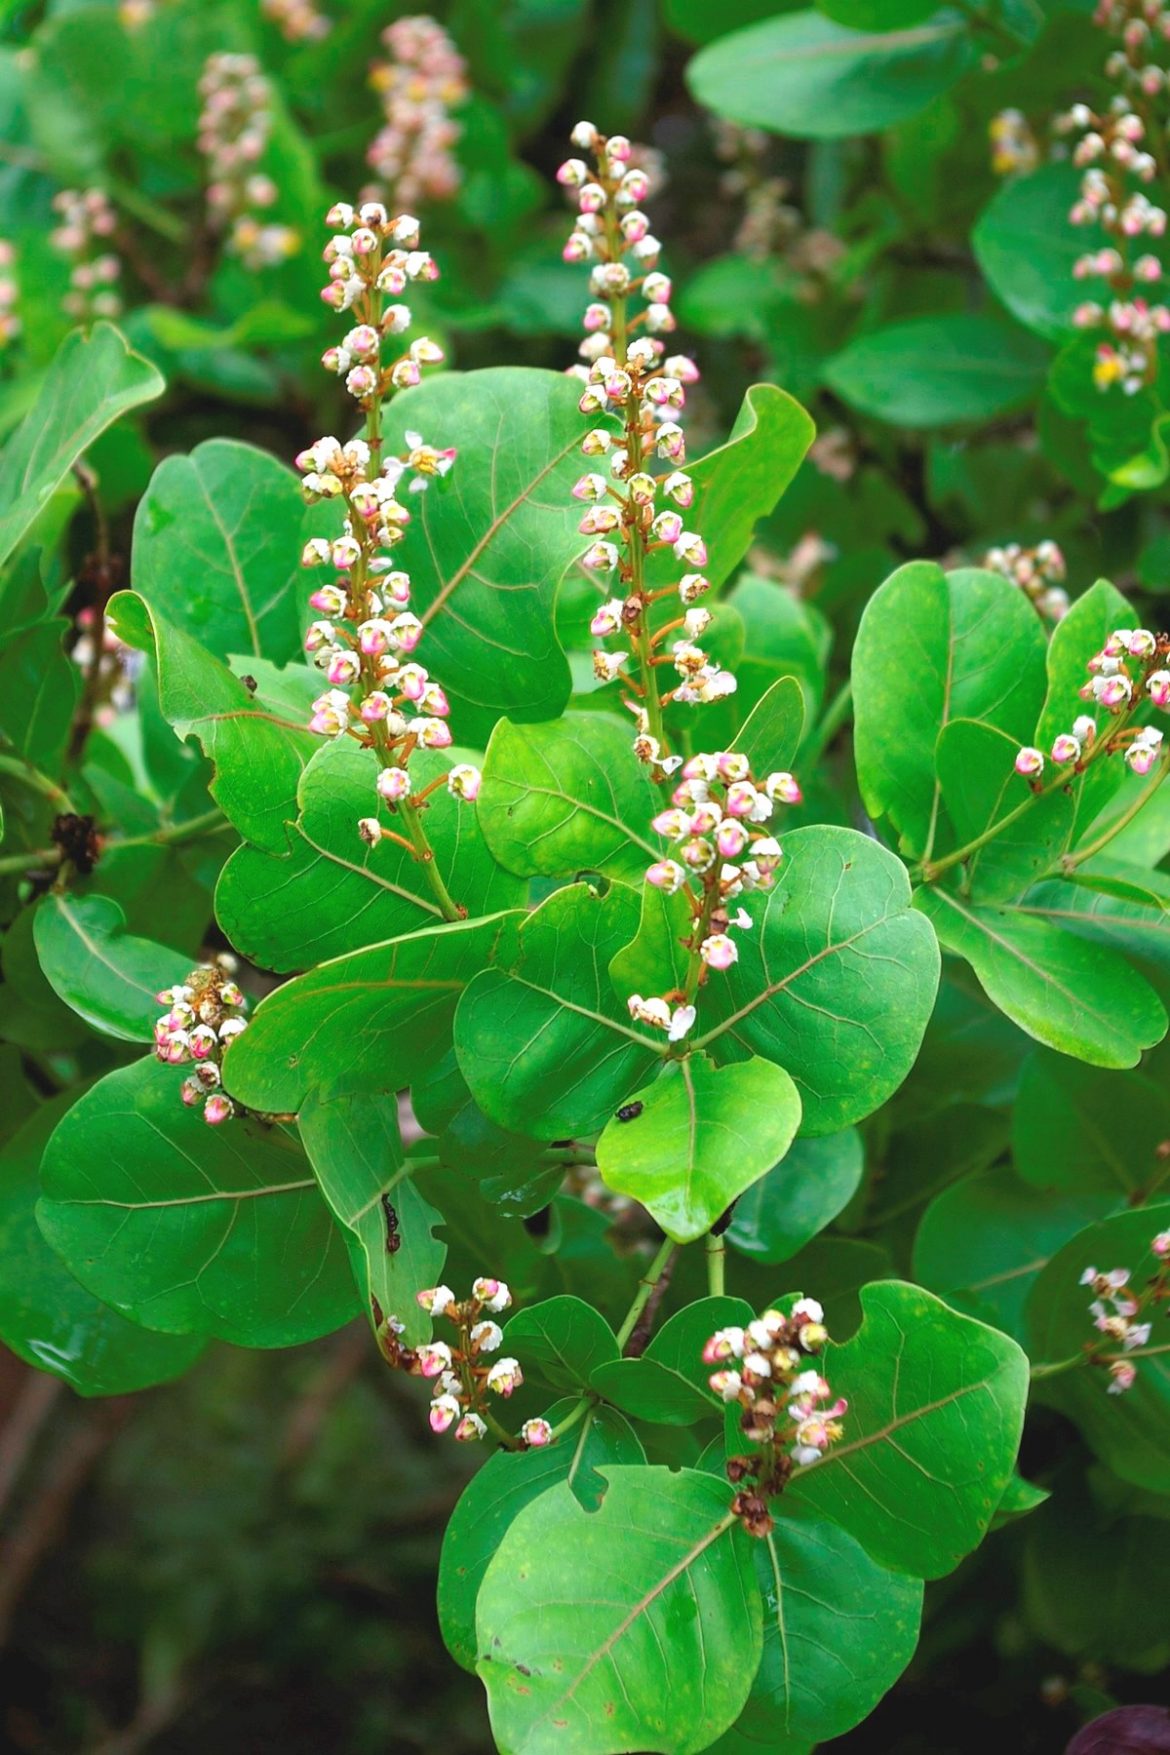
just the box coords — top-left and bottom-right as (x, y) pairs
(0, 241), (18, 352)
(153, 958), (247, 1126)
(197, 54), (299, 271)
(1058, 0), (1170, 395)
(627, 751), (800, 1044)
(404, 1280), (548, 1446)
(367, 15), (468, 209)
(712, 120), (843, 281)
(559, 124), (732, 767)
(1081, 1235), (1170, 1392)
(49, 190), (122, 321)
(983, 540), (1069, 622)
(300, 203), (479, 849)
(990, 108), (1040, 177)
(1015, 623), (1170, 782)
(704, 1301), (845, 1536)
(261, 0), (331, 42)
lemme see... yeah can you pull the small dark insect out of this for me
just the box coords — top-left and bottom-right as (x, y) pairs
(239, 673), (258, 695)
(616, 1101), (644, 1123)
(381, 1193), (401, 1255)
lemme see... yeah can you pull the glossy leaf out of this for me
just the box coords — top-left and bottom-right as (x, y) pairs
(32, 891), (189, 1042)
(439, 1400), (645, 1671)
(935, 718), (1074, 901)
(476, 1464), (762, 1755)
(298, 1087), (445, 1347)
(215, 738), (522, 972)
(789, 1281), (1029, 1577)
(825, 315), (1049, 427)
(384, 368), (601, 743)
(0, 322), (163, 574)
(478, 710), (658, 882)
(916, 885), (1167, 1067)
(1035, 578), (1132, 837)
(687, 10), (974, 139)
(595, 1054), (802, 1243)
(852, 561), (1048, 857)
(727, 1129), (864, 1264)
(0, 1093), (205, 1396)
(699, 827), (941, 1134)
(592, 1296), (754, 1425)
(1012, 1050), (1170, 1199)
(503, 1295), (620, 1391)
(224, 912), (519, 1114)
(455, 882), (661, 1139)
(973, 164), (1093, 342)
(1021, 864), (1170, 974)
(132, 438), (311, 664)
(37, 1057), (359, 1348)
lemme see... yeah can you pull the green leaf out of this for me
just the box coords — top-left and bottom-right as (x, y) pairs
(730, 673), (806, 778)
(1028, 1203), (1170, 1489)
(973, 164), (1094, 342)
(592, 1296), (754, 1424)
(789, 1281), (1029, 1577)
(913, 1166), (1113, 1341)
(455, 882), (661, 1139)
(715, 1511), (923, 1750)
(384, 368), (601, 744)
(0, 617), (80, 768)
(108, 589), (318, 855)
(643, 384), (813, 595)
(727, 1129), (864, 1263)
(476, 1464), (762, 1755)
(215, 738), (522, 972)
(298, 1088), (445, 1348)
(37, 1058), (359, 1348)
(132, 438), (312, 665)
(825, 314), (1049, 426)
(1021, 863), (1170, 974)
(0, 1093), (205, 1396)
(915, 886), (1167, 1067)
(32, 892), (189, 1043)
(595, 1054), (802, 1243)
(1012, 1049), (1170, 1199)
(687, 9), (974, 139)
(852, 562), (1048, 858)
(223, 912), (519, 1115)
(935, 718), (1075, 900)
(0, 322), (163, 575)
(1025, 1481), (1170, 1671)
(504, 1295), (620, 1391)
(438, 1400), (645, 1672)
(478, 710), (658, 883)
(699, 827), (941, 1134)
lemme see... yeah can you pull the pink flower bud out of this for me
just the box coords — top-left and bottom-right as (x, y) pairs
(447, 764), (481, 802)
(1015, 746), (1045, 777)
(473, 1277), (512, 1312)
(377, 767), (412, 803)
(700, 933), (738, 971)
(417, 1285), (456, 1316)
(204, 1094), (233, 1126)
(1051, 733), (1082, 764)
(416, 1342), (453, 1378)
(454, 1412), (487, 1442)
(429, 1394), (460, 1434)
(1148, 670), (1170, 708)
(486, 1357), (523, 1396)
(646, 858), (685, 893)
(716, 820), (748, 859)
(521, 1418), (553, 1448)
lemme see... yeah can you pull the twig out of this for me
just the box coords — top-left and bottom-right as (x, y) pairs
(0, 1371), (64, 1521)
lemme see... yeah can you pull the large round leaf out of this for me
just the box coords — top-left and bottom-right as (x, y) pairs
(726, 1129), (864, 1263)
(974, 164), (1098, 342)
(32, 892), (190, 1043)
(825, 314), (1049, 427)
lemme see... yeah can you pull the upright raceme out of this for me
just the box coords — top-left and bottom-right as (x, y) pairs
(368, 16), (468, 209)
(197, 53), (300, 270)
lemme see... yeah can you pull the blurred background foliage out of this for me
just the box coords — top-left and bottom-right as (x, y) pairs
(1, 0), (1170, 1749)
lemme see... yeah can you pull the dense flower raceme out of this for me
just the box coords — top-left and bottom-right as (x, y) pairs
(983, 539), (1070, 622)
(1014, 622), (1170, 782)
(629, 750), (802, 1045)
(153, 957), (249, 1126)
(375, 1279), (551, 1448)
(1081, 1235), (1170, 1392)
(1060, 0), (1170, 394)
(0, 241), (19, 351)
(197, 54), (299, 271)
(261, 0), (331, 42)
(299, 202), (479, 864)
(558, 122), (734, 772)
(367, 16), (468, 209)
(704, 1300), (845, 1537)
(49, 190), (122, 322)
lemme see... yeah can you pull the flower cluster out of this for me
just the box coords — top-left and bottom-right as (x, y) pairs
(49, 190), (122, 321)
(712, 120), (843, 281)
(983, 539), (1069, 622)
(299, 202), (479, 851)
(704, 1301), (845, 1535)
(153, 958), (248, 1126)
(990, 107), (1040, 177)
(367, 16), (468, 209)
(0, 241), (18, 352)
(1081, 1237), (1170, 1392)
(1058, 0), (1170, 394)
(1015, 622), (1169, 781)
(405, 1280), (548, 1446)
(558, 122), (732, 768)
(197, 54), (299, 271)
(262, 0), (331, 42)
(627, 750), (800, 1043)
